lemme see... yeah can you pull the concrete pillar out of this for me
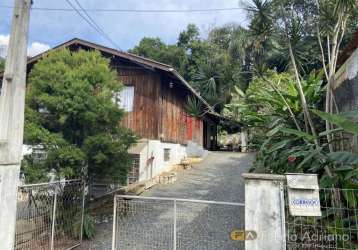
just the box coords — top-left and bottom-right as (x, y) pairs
(0, 0), (31, 248)
(243, 173), (286, 250)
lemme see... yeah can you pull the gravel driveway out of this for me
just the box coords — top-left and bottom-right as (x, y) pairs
(144, 152), (254, 202)
(80, 152), (254, 250)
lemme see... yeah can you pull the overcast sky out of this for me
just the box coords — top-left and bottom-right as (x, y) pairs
(0, 0), (249, 56)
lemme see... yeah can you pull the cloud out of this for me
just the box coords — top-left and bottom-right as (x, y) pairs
(0, 0), (250, 51)
(0, 34), (50, 57)
(0, 34), (9, 57)
(27, 42), (50, 57)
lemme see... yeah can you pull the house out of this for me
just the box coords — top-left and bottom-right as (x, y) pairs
(334, 31), (358, 152)
(2, 38), (221, 184)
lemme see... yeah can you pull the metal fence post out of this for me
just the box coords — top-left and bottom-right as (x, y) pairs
(50, 191), (57, 250)
(173, 199), (177, 250)
(80, 180), (86, 243)
(112, 196), (117, 250)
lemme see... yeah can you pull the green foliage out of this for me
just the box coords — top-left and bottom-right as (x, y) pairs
(177, 23), (200, 49)
(185, 95), (203, 117)
(236, 72), (358, 191)
(225, 71), (323, 132)
(242, 1), (358, 242)
(252, 110), (358, 189)
(130, 24), (251, 112)
(73, 211), (95, 239)
(82, 212), (96, 239)
(129, 37), (188, 76)
(312, 109), (358, 135)
(280, 128), (315, 142)
(245, 0), (357, 75)
(23, 49), (136, 183)
(21, 155), (50, 183)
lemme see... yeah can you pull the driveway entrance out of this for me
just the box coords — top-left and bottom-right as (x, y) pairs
(112, 195), (244, 250)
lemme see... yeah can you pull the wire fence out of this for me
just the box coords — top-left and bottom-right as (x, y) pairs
(285, 187), (358, 249)
(88, 176), (126, 200)
(15, 180), (85, 250)
(112, 195), (245, 250)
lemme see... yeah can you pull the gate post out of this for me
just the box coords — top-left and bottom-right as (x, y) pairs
(50, 191), (57, 250)
(112, 196), (117, 250)
(173, 199), (177, 250)
(243, 173), (286, 250)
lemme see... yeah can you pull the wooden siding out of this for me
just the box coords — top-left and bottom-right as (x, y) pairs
(185, 116), (203, 146)
(115, 67), (204, 146)
(160, 79), (187, 144)
(160, 78), (203, 145)
(192, 117), (203, 146)
(118, 68), (160, 140)
(21, 39), (211, 147)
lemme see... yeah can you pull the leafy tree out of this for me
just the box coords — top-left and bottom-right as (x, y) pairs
(24, 49), (136, 183)
(189, 25), (252, 110)
(177, 23), (200, 49)
(246, 0), (357, 141)
(236, 0), (358, 193)
(224, 71), (324, 138)
(130, 24), (252, 112)
(129, 37), (188, 76)
(313, 0), (358, 152)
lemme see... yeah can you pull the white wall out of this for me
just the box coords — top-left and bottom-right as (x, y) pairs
(137, 140), (187, 182)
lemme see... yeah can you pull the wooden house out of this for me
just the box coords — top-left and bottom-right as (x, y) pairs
(4, 38), (221, 183)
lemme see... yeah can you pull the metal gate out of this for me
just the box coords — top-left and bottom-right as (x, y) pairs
(112, 195), (245, 250)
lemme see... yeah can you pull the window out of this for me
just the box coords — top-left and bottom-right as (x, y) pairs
(115, 86), (134, 112)
(164, 148), (171, 162)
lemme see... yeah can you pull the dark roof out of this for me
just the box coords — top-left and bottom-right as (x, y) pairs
(337, 31), (358, 67)
(25, 38), (217, 115)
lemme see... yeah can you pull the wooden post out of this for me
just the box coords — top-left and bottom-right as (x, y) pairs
(243, 173), (286, 250)
(0, 0), (31, 249)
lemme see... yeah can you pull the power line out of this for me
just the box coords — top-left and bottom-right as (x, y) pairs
(0, 4), (244, 13)
(64, 0), (121, 50)
(71, 0), (121, 50)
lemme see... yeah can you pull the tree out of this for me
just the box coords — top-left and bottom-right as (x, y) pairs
(129, 37), (188, 76)
(241, 0), (358, 194)
(190, 25), (251, 110)
(246, 0), (357, 142)
(24, 49), (136, 183)
(178, 23), (200, 49)
(314, 0), (358, 151)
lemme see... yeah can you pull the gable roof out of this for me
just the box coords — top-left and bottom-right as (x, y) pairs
(26, 38), (216, 115)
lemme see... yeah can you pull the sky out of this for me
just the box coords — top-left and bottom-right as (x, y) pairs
(0, 0), (249, 57)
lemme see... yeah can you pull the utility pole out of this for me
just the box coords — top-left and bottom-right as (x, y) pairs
(0, 0), (31, 249)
